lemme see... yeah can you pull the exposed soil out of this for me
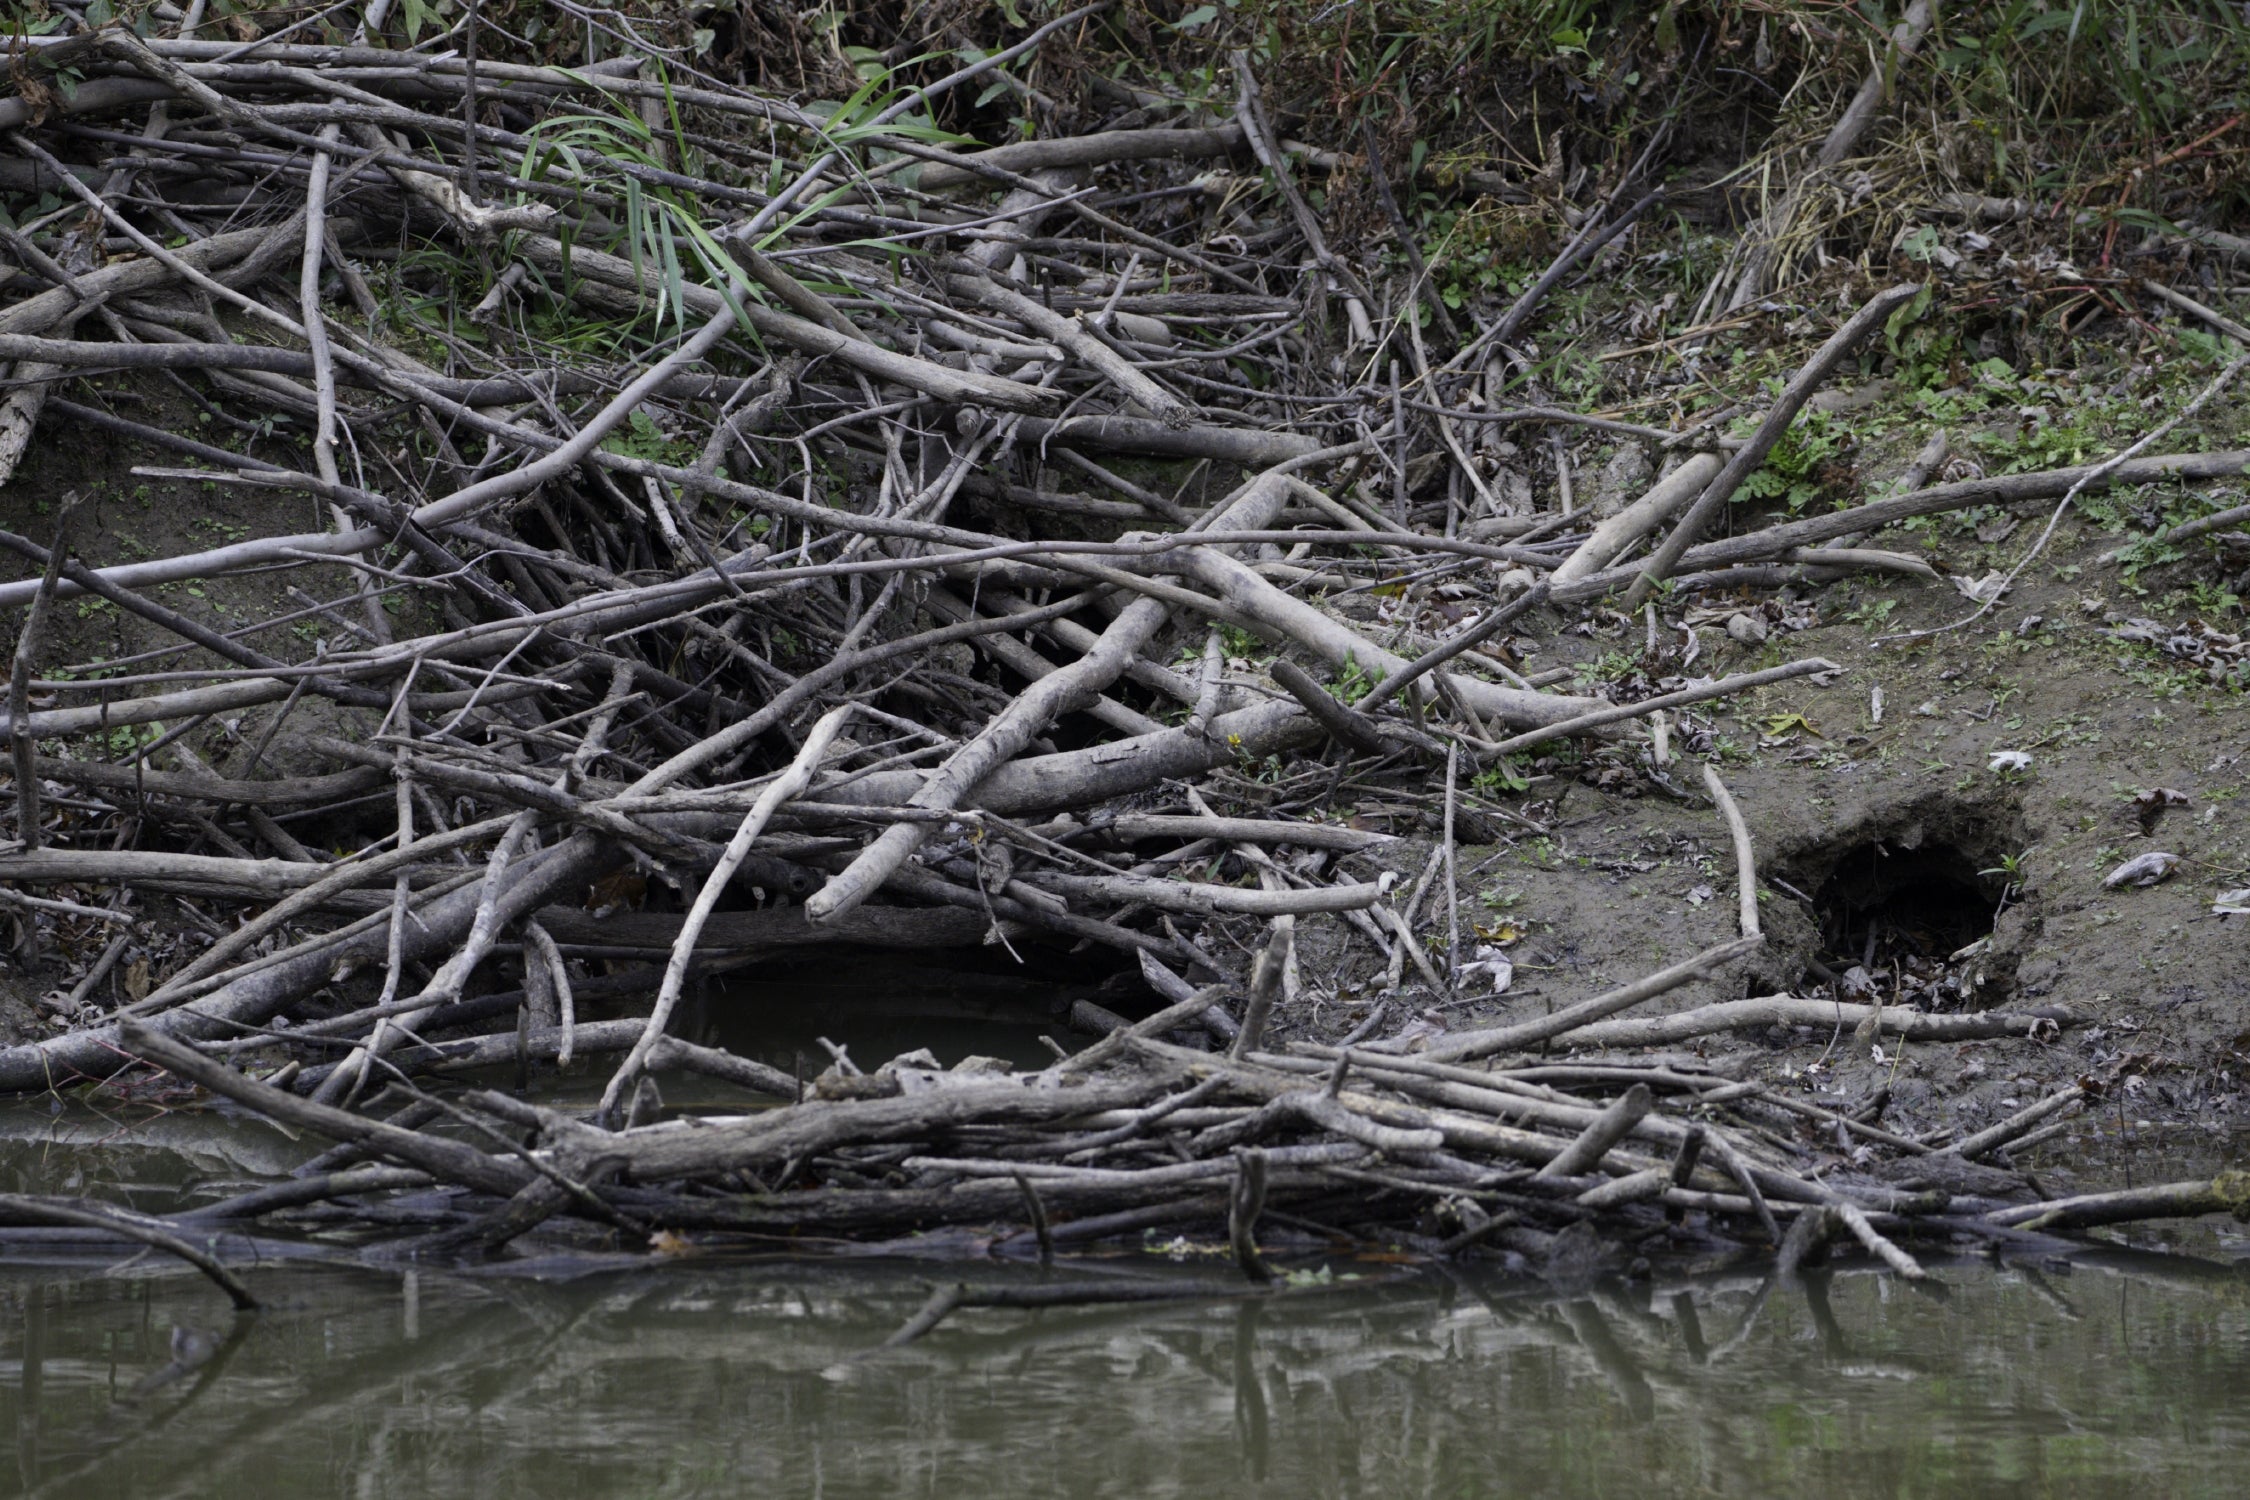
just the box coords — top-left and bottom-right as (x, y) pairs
(0, 386), (414, 1034)
(1258, 414), (2250, 1162)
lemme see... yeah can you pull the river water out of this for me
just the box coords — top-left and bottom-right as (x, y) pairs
(2, 958), (2246, 1497)
(3, 1243), (2247, 1498)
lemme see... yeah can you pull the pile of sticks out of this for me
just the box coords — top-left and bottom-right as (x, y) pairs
(11, 986), (2247, 1311)
(0, 9), (2245, 1286)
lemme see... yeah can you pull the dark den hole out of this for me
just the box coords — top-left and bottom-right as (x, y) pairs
(1811, 842), (2000, 972)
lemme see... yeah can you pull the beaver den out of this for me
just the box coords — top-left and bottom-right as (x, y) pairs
(1810, 839), (2001, 975)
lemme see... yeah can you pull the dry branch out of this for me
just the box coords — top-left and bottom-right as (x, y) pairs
(1561, 996), (2076, 1050)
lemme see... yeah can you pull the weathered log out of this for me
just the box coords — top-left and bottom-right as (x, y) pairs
(1990, 1175), (2250, 1233)
(528, 903), (992, 952)
(1560, 997), (2078, 1050)
(1416, 935), (1763, 1062)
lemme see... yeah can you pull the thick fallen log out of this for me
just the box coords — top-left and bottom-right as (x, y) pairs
(1558, 997), (2078, 1050)
(1017, 871), (1383, 917)
(1097, 814), (1397, 852)
(528, 904), (992, 953)
(288, 1018), (798, 1096)
(1012, 414), (1322, 466)
(0, 848), (366, 898)
(1989, 1175), (2250, 1233)
(28, 755), (386, 808)
(1417, 934), (1764, 1062)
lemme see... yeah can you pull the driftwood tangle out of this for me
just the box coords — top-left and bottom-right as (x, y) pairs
(0, 8), (2240, 1310)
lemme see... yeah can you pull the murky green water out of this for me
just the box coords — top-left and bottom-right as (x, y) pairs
(2, 1247), (2247, 1499)
(3, 957), (2246, 1498)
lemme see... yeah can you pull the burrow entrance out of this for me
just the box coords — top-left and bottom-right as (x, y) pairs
(1779, 798), (2023, 1009)
(1814, 843), (1996, 969)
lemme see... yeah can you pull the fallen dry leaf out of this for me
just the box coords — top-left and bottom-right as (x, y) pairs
(2102, 851), (2179, 889)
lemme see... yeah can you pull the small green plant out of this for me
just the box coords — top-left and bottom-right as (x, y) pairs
(1885, 284), (1961, 390)
(1473, 757), (1531, 795)
(98, 722), (162, 755)
(1225, 622), (1271, 658)
(1185, 623), (1266, 664)
(602, 409), (697, 466)
(1235, 746), (1286, 783)
(1330, 651), (1382, 705)
(1735, 408), (1850, 514)
(2183, 579), (2242, 616)
(1980, 850), (2030, 881)
(1843, 598), (1898, 633)
(1572, 649), (1638, 687)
